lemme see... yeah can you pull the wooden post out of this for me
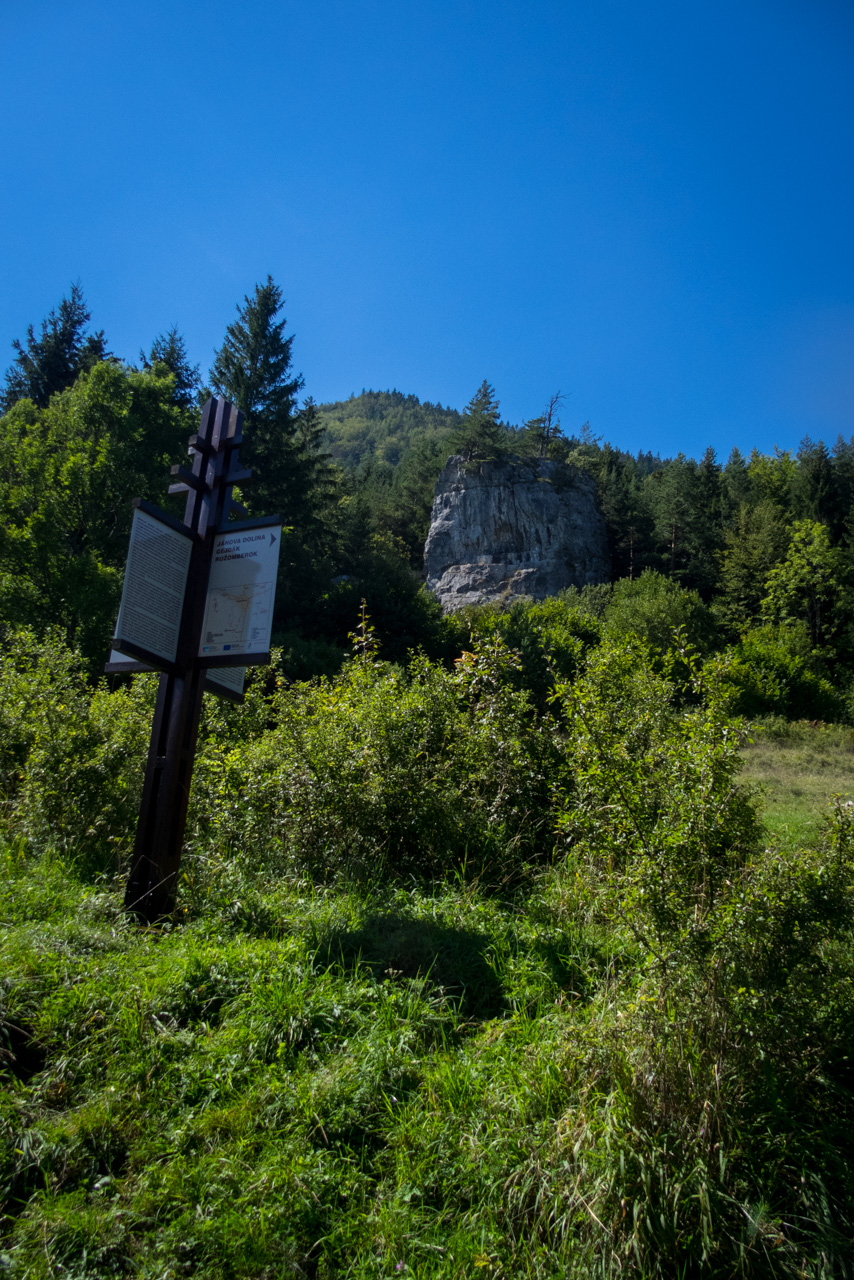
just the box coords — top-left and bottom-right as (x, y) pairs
(123, 398), (250, 921)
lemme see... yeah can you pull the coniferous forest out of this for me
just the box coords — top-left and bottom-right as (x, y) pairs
(2, 282), (854, 1278)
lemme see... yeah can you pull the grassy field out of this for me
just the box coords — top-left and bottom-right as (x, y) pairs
(741, 719), (854, 851)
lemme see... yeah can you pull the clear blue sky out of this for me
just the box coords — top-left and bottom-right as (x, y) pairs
(2, 0), (852, 461)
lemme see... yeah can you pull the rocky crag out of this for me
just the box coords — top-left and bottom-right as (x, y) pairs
(424, 456), (609, 611)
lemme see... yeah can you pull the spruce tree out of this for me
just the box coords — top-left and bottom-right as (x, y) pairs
(2, 282), (107, 410)
(452, 380), (506, 461)
(210, 276), (305, 516)
(210, 279), (345, 632)
(290, 396), (339, 549)
(140, 325), (201, 410)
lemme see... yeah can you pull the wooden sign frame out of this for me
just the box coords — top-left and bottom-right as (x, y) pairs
(108, 397), (280, 921)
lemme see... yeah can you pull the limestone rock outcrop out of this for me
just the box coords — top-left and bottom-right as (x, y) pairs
(424, 456), (609, 611)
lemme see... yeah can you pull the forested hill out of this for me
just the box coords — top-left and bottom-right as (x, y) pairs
(318, 390), (463, 469)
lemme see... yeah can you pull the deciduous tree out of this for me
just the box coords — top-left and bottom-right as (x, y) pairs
(762, 519), (848, 650)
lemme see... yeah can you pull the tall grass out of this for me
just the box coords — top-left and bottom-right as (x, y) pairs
(1, 627), (853, 1277)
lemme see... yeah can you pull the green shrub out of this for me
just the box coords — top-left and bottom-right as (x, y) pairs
(534, 641), (854, 1275)
(188, 636), (561, 884)
(459, 595), (602, 707)
(0, 629), (154, 873)
(553, 636), (760, 957)
(708, 623), (847, 722)
(604, 569), (718, 655)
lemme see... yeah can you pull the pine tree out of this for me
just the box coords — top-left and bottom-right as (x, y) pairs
(722, 446), (753, 521)
(689, 446), (725, 595)
(597, 447), (654, 580)
(290, 396), (339, 549)
(717, 500), (790, 634)
(140, 325), (201, 410)
(523, 391), (565, 458)
(210, 276), (305, 516)
(451, 380), (506, 462)
(2, 282), (107, 411)
(793, 436), (840, 531)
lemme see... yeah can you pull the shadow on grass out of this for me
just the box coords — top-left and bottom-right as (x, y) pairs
(0, 1018), (46, 1083)
(315, 914), (508, 1019)
(532, 935), (600, 1002)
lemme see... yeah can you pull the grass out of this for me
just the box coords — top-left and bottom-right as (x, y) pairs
(0, 851), (608, 1279)
(3, 822), (853, 1279)
(2, 684), (853, 1277)
(741, 718), (854, 851)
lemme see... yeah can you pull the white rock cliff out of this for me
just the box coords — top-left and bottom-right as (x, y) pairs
(424, 456), (610, 611)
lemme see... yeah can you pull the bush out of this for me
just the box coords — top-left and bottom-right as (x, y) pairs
(708, 623), (847, 722)
(529, 641), (854, 1275)
(552, 636), (760, 957)
(188, 636), (561, 884)
(604, 570), (718, 655)
(0, 628), (154, 873)
(459, 595), (602, 707)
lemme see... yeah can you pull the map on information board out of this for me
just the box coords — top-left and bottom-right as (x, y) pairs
(199, 524), (281, 660)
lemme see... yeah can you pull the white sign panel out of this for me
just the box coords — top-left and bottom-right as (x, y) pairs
(106, 649), (153, 672)
(199, 525), (281, 660)
(205, 664), (246, 696)
(113, 508), (193, 665)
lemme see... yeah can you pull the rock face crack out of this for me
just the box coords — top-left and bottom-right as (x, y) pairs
(424, 455), (609, 611)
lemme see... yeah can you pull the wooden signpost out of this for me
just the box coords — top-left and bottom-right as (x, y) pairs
(106, 397), (280, 922)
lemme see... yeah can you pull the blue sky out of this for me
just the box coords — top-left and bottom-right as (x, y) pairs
(2, 0), (852, 461)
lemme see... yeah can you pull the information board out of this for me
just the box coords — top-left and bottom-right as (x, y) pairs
(199, 525), (281, 661)
(113, 507), (193, 665)
(105, 649), (153, 674)
(105, 647), (245, 704)
(205, 664), (246, 697)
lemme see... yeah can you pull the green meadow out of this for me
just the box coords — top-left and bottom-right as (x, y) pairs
(741, 721), (854, 852)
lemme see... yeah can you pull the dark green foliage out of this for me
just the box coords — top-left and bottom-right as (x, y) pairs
(603, 569), (718, 655)
(793, 435), (840, 530)
(343, 427), (459, 567)
(595, 445), (656, 580)
(210, 279), (346, 645)
(1, 283), (108, 411)
(708, 623), (847, 722)
(458, 594), (603, 709)
(139, 324), (201, 410)
(722, 444), (752, 512)
(450, 380), (508, 462)
(209, 275), (306, 519)
(644, 452), (724, 594)
(315, 530), (455, 667)
(716, 500), (791, 635)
